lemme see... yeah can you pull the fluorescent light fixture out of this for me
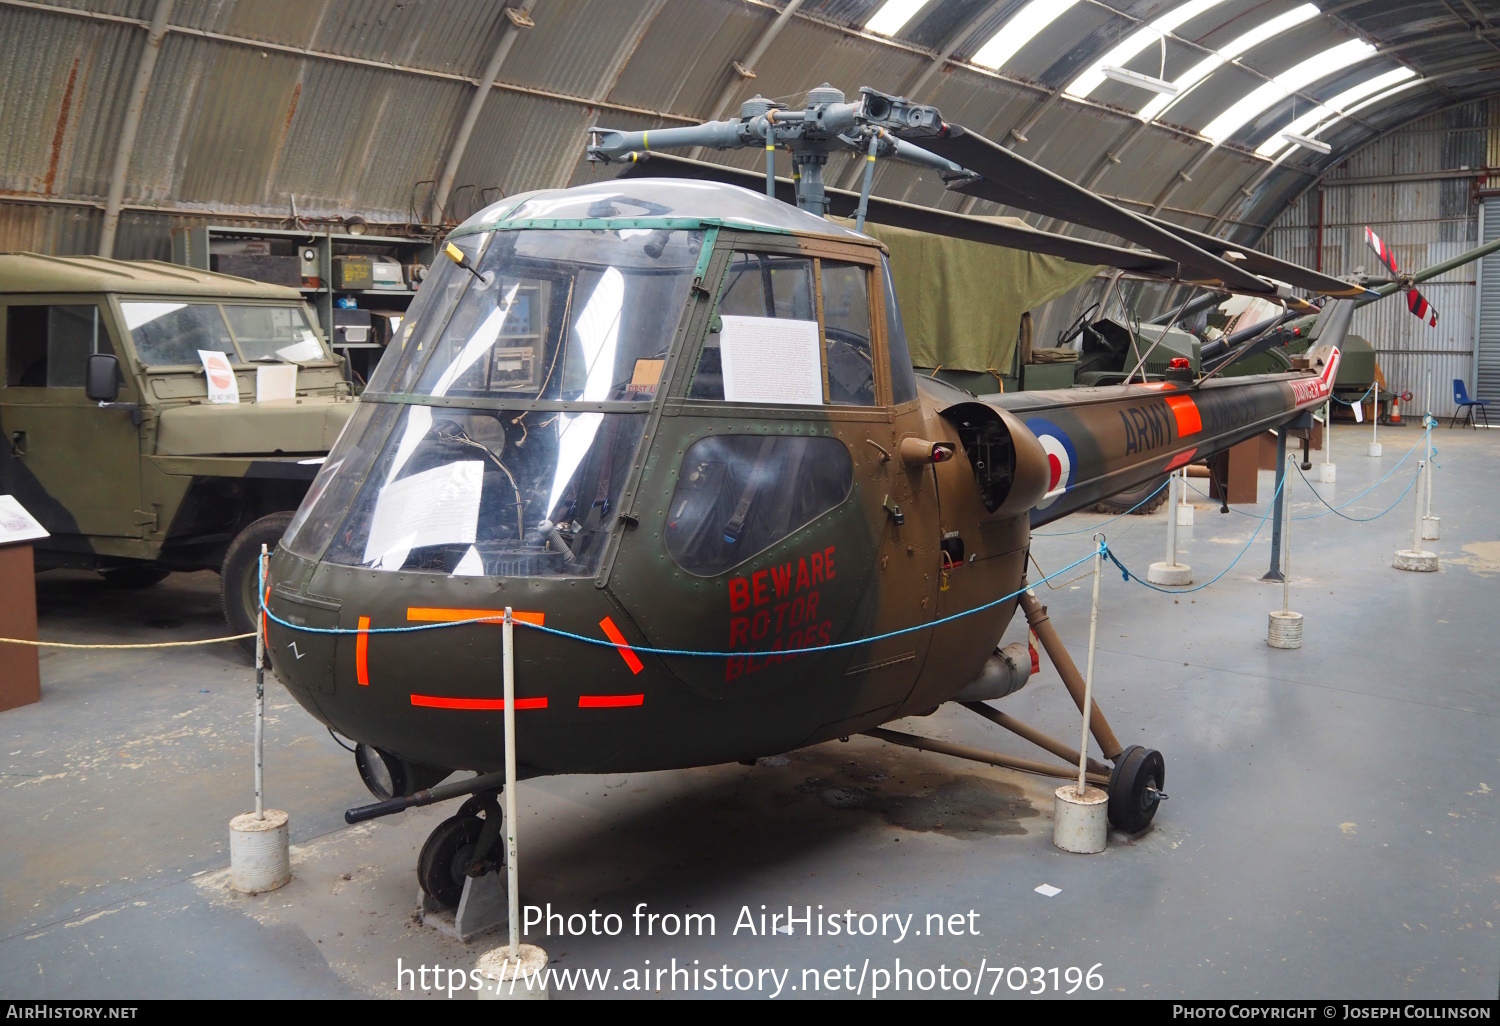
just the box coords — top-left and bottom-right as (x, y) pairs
(1254, 66), (1416, 155)
(865, 0), (927, 37)
(1278, 131), (1332, 153)
(970, 0), (1081, 70)
(1269, 79), (1425, 156)
(1200, 38), (1375, 143)
(1065, 0), (1232, 99)
(1137, 4), (1321, 122)
(1101, 65), (1180, 96)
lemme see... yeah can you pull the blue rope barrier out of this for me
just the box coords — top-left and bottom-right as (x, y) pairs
(1182, 425), (1427, 521)
(259, 542), (1105, 660)
(1105, 471), (1285, 594)
(1292, 424), (1427, 521)
(1031, 477), (1171, 537)
(1292, 461), (1419, 523)
(1328, 383), (1376, 407)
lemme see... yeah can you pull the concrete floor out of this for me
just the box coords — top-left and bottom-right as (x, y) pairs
(2, 422), (1497, 1000)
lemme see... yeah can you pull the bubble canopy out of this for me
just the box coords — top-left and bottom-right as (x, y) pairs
(286, 224), (706, 578)
(284, 179), (878, 581)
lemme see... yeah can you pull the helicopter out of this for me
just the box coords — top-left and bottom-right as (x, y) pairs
(264, 86), (1356, 910)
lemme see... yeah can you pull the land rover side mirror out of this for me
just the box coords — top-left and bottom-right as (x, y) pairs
(85, 353), (119, 403)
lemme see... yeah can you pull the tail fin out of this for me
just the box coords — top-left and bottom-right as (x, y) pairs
(1308, 297), (1355, 348)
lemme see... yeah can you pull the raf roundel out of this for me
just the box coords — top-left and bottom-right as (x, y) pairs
(1025, 417), (1078, 512)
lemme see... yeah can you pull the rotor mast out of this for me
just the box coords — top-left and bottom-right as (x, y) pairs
(587, 86), (963, 219)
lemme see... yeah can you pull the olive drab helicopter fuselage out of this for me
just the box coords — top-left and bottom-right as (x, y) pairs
(264, 86), (1358, 908)
(266, 177), (1339, 784)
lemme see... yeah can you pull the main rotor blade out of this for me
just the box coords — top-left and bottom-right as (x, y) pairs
(913, 124), (1277, 295)
(613, 153), (1181, 275)
(1145, 217), (1368, 298)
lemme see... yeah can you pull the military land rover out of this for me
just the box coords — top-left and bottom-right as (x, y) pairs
(0, 254), (356, 642)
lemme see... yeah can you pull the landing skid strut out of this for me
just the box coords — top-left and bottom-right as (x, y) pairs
(864, 583), (1167, 833)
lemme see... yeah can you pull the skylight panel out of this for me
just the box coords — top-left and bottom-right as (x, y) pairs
(865, 0), (928, 37)
(1136, 4), (1321, 122)
(1254, 67), (1416, 155)
(970, 0), (1082, 71)
(1199, 38), (1375, 143)
(1065, 0), (1232, 99)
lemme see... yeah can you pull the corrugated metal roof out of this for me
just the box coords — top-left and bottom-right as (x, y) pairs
(2, 0), (1500, 267)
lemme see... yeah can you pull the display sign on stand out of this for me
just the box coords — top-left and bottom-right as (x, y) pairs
(0, 495), (46, 712)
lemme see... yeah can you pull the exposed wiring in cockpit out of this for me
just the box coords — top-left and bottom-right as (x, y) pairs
(440, 427), (527, 542)
(510, 277), (575, 444)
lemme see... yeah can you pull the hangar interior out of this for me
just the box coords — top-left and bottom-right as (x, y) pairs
(1, 0), (1497, 1001)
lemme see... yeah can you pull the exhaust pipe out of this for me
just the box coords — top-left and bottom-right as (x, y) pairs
(953, 642), (1031, 702)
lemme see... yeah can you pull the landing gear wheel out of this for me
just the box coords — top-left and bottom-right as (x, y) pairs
(221, 511), (295, 657)
(1108, 745), (1166, 833)
(101, 566), (170, 589)
(418, 815), (485, 910)
(1092, 474), (1170, 516)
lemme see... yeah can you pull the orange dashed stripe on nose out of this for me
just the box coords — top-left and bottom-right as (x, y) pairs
(579, 694), (644, 708)
(599, 616), (644, 674)
(407, 607), (545, 626)
(356, 616), (370, 685)
(410, 695), (548, 711)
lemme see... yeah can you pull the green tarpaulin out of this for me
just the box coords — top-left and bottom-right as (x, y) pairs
(852, 219), (1100, 374)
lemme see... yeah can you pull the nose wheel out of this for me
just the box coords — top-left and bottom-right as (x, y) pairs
(1108, 746), (1167, 833)
(417, 793), (504, 910)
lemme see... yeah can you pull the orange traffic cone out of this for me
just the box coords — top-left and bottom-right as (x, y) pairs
(1389, 394), (1402, 425)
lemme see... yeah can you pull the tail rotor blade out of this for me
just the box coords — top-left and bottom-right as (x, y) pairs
(1406, 288), (1438, 327)
(1365, 226), (1402, 277)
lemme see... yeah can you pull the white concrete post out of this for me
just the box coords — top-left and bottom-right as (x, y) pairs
(1318, 400), (1337, 482)
(255, 545), (265, 820)
(1148, 472), (1192, 585)
(1053, 537), (1108, 853)
(1268, 456), (1304, 648)
(477, 607), (549, 999)
(229, 544), (290, 893)
(1422, 371), (1440, 540)
(1175, 468), (1195, 526)
(502, 608), (520, 959)
(1394, 461), (1439, 572)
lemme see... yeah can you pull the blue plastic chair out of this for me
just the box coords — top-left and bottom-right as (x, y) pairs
(1451, 379), (1491, 429)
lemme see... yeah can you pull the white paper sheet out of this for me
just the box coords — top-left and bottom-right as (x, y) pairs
(274, 334), (325, 363)
(452, 545), (486, 577)
(0, 494), (49, 545)
(363, 461), (484, 566)
(1352, 400), (1364, 423)
(198, 350), (240, 404)
(255, 363), (297, 403)
(718, 315), (823, 405)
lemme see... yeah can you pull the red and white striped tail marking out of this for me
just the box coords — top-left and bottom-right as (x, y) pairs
(1290, 347), (1341, 406)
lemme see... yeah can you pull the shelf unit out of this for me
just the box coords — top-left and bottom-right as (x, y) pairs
(171, 225), (437, 382)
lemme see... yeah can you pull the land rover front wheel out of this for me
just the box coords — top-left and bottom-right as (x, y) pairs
(221, 511), (295, 655)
